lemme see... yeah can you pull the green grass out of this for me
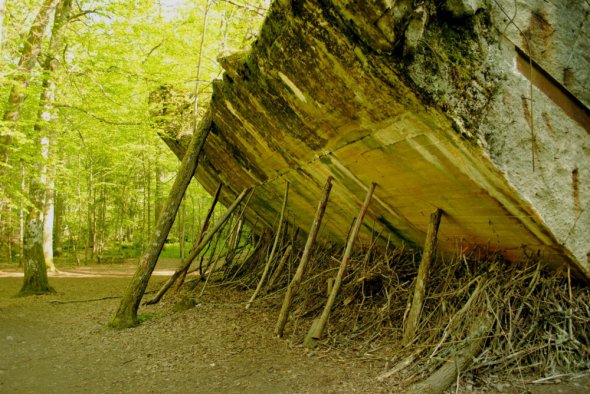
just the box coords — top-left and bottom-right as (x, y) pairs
(160, 242), (192, 258)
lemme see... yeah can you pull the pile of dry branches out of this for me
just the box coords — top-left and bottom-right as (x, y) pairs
(200, 235), (590, 390)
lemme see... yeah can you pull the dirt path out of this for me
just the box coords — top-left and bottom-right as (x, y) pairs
(1, 261), (589, 393)
(0, 262), (384, 393)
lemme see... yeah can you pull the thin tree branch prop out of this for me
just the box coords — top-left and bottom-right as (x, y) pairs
(144, 187), (250, 305)
(246, 182), (289, 309)
(304, 182), (377, 348)
(266, 243), (293, 292)
(174, 182), (222, 292)
(275, 176), (333, 337)
(223, 188), (254, 266)
(402, 208), (443, 345)
(107, 111), (212, 329)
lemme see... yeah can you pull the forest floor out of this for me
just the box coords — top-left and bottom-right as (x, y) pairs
(1, 259), (589, 393)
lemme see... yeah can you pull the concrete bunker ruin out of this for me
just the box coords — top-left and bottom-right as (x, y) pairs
(160, 0), (589, 280)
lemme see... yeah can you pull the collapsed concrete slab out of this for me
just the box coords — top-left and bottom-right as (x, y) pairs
(161, 0), (589, 280)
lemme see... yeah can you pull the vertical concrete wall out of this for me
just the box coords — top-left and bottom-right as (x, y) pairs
(482, 0), (589, 271)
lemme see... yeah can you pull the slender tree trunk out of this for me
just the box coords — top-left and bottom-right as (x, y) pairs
(6, 208), (12, 261)
(0, 0), (57, 161)
(77, 154), (83, 260)
(53, 187), (63, 256)
(85, 162), (93, 263)
(36, 0), (72, 272)
(19, 167), (25, 267)
(109, 112), (212, 329)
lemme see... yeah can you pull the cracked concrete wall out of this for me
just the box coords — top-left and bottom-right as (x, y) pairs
(484, 0), (590, 274)
(160, 0), (589, 280)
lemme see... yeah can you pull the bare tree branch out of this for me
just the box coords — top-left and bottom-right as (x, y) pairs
(54, 103), (143, 126)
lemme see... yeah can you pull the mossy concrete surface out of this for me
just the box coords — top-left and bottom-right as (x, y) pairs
(166, 1), (589, 280)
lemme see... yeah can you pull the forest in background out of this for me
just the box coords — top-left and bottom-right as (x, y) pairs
(0, 0), (267, 267)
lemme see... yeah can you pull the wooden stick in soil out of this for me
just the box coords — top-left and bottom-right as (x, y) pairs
(221, 189), (254, 271)
(275, 176), (334, 337)
(144, 188), (250, 305)
(246, 182), (289, 309)
(173, 182), (222, 293)
(304, 182), (376, 348)
(108, 111), (212, 329)
(405, 312), (493, 394)
(265, 244), (293, 292)
(402, 208), (443, 345)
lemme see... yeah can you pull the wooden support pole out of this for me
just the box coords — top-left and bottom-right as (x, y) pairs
(174, 182), (222, 292)
(246, 182), (289, 309)
(304, 182), (376, 348)
(108, 111), (212, 329)
(143, 188), (250, 306)
(265, 243), (293, 292)
(275, 176), (333, 337)
(402, 208), (443, 345)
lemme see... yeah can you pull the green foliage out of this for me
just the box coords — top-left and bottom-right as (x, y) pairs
(0, 0), (267, 263)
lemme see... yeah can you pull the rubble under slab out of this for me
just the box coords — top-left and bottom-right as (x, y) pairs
(161, 0), (590, 280)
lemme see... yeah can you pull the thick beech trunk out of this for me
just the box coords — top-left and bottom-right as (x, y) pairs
(108, 112), (212, 329)
(275, 177), (333, 337)
(19, 179), (53, 296)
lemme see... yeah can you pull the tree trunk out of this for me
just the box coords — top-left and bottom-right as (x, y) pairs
(108, 112), (212, 329)
(0, 0), (57, 161)
(53, 187), (64, 256)
(19, 178), (53, 296)
(275, 177), (333, 337)
(38, 0), (72, 272)
(19, 166), (25, 267)
(86, 162), (95, 263)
